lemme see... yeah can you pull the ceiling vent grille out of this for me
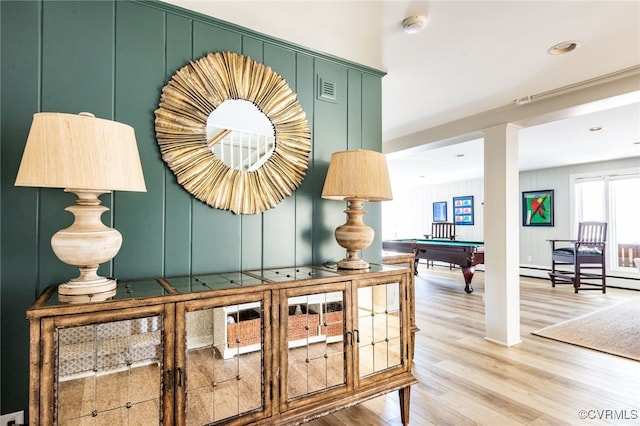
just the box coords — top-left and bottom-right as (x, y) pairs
(317, 76), (337, 103)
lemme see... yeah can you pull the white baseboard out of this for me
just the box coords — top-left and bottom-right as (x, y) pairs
(414, 261), (639, 290)
(519, 265), (640, 291)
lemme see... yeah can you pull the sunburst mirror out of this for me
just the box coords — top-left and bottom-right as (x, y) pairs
(155, 51), (311, 214)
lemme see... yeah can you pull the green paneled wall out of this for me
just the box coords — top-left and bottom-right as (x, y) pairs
(1, 0), (44, 414)
(0, 0), (384, 415)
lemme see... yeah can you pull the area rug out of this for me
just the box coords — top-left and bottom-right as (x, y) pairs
(532, 298), (640, 361)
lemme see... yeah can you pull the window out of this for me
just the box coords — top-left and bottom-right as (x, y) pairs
(574, 169), (640, 272)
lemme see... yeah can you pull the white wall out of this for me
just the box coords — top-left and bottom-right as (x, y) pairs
(383, 156), (640, 289)
(382, 178), (484, 242)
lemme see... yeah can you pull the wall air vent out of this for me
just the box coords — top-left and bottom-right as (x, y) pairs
(317, 76), (337, 103)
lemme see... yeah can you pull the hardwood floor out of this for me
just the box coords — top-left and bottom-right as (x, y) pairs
(310, 263), (640, 425)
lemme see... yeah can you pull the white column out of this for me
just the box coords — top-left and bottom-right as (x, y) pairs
(483, 124), (521, 346)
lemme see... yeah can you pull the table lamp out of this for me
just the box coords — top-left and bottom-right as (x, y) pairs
(321, 149), (393, 269)
(15, 112), (146, 302)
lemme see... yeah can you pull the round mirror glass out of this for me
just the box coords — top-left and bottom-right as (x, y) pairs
(206, 100), (275, 171)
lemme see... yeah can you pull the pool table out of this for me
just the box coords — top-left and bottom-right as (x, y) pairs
(383, 239), (484, 293)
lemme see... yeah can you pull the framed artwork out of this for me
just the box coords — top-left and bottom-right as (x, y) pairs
(522, 189), (554, 226)
(453, 195), (474, 225)
(433, 201), (447, 222)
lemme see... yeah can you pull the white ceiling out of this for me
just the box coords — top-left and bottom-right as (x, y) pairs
(163, 1), (640, 185)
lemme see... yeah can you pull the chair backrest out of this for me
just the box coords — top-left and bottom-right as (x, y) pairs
(431, 222), (456, 240)
(576, 222), (607, 246)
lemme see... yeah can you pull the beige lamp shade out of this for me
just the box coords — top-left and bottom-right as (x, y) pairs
(321, 149), (392, 201)
(15, 112), (146, 192)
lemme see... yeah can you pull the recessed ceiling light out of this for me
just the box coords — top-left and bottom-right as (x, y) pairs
(402, 16), (427, 34)
(456, 153), (464, 157)
(589, 126), (603, 132)
(547, 40), (580, 55)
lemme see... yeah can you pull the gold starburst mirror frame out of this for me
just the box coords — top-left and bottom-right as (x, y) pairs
(155, 51), (311, 214)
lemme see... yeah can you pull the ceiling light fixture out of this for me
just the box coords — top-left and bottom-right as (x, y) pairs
(589, 126), (603, 132)
(547, 40), (580, 55)
(402, 16), (427, 34)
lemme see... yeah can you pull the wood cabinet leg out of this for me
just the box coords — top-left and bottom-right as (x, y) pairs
(399, 386), (411, 425)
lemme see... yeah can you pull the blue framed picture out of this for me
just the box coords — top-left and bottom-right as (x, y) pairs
(433, 201), (447, 222)
(453, 195), (474, 225)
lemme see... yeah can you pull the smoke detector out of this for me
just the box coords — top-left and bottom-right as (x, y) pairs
(402, 16), (427, 34)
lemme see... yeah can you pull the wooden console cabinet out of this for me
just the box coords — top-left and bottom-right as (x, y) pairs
(27, 264), (416, 425)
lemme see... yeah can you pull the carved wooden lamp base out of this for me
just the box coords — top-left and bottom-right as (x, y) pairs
(52, 190), (122, 302)
(334, 199), (374, 270)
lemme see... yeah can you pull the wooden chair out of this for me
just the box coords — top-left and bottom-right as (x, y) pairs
(425, 222), (456, 241)
(424, 222), (456, 268)
(548, 221), (607, 293)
